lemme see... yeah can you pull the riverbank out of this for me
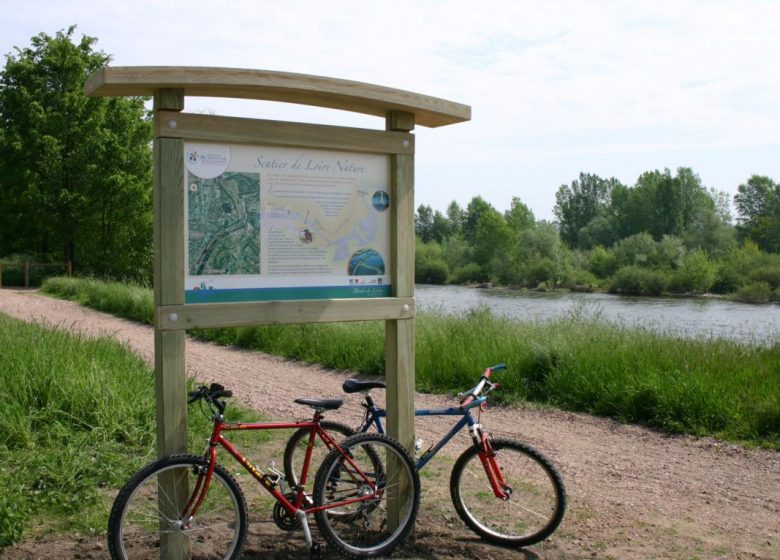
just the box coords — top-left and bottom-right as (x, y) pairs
(0, 287), (778, 560)
(41, 277), (780, 448)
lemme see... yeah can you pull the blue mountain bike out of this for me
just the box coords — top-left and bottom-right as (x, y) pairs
(283, 365), (566, 547)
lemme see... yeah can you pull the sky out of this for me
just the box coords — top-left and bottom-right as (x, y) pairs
(2, 0), (779, 221)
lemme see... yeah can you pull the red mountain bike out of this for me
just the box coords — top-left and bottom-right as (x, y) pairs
(107, 383), (420, 559)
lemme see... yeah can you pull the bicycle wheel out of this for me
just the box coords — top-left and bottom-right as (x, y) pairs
(450, 438), (566, 547)
(108, 454), (247, 560)
(283, 420), (355, 493)
(313, 433), (420, 558)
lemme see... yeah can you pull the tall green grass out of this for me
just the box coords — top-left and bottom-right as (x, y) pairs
(0, 313), (157, 546)
(41, 277), (780, 448)
(0, 311), (262, 547)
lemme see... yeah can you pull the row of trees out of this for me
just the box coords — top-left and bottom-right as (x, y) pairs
(554, 169), (779, 255)
(2, 28), (778, 299)
(0, 27), (153, 282)
(416, 171), (780, 300)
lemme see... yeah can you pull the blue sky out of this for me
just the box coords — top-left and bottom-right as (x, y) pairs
(2, 0), (779, 220)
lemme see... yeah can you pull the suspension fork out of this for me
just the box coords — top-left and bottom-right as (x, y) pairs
(470, 423), (511, 500)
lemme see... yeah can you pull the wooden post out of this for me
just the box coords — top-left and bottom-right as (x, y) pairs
(385, 111), (416, 530)
(153, 88), (189, 560)
(24, 261), (29, 288)
(0, 264), (3, 288)
(385, 110), (416, 453)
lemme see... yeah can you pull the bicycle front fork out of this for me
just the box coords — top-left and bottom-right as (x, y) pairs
(469, 424), (511, 500)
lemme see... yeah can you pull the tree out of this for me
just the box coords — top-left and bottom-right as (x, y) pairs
(415, 204), (434, 242)
(463, 196), (494, 244)
(554, 173), (621, 248)
(446, 200), (466, 236)
(734, 175), (780, 252)
(0, 27), (152, 280)
(504, 197), (535, 232)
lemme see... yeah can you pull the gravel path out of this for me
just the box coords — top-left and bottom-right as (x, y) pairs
(1, 288), (778, 559)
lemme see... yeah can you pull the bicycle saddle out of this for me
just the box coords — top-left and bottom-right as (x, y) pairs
(342, 379), (387, 393)
(294, 397), (344, 410)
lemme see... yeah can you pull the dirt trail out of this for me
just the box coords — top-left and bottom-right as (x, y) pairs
(0, 288), (778, 560)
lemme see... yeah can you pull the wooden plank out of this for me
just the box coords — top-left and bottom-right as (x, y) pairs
(157, 298), (415, 330)
(85, 66), (471, 128)
(156, 111), (414, 155)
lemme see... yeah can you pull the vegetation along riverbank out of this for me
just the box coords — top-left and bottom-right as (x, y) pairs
(42, 277), (780, 449)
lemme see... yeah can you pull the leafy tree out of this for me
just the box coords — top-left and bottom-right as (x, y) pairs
(463, 196), (494, 244)
(415, 204), (434, 242)
(0, 27), (152, 280)
(734, 175), (780, 252)
(504, 197), (535, 232)
(446, 201), (466, 236)
(554, 173), (621, 248)
(613, 233), (657, 267)
(415, 237), (449, 284)
(655, 235), (685, 269)
(430, 209), (451, 243)
(615, 168), (716, 244)
(514, 221), (566, 287)
(473, 207), (513, 281)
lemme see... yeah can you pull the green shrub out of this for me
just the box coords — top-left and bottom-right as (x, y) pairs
(451, 262), (485, 284)
(732, 281), (773, 303)
(749, 265), (780, 290)
(415, 259), (449, 284)
(609, 265), (666, 296)
(587, 246), (618, 278)
(711, 264), (743, 294)
(666, 250), (715, 293)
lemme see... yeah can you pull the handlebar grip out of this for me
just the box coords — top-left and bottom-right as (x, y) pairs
(484, 363), (506, 378)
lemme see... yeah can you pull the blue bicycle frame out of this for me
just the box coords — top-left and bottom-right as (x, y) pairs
(360, 395), (488, 472)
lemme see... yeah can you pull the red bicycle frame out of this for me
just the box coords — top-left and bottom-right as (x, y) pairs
(184, 409), (379, 521)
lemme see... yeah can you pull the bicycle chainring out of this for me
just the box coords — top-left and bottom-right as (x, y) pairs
(273, 493), (302, 531)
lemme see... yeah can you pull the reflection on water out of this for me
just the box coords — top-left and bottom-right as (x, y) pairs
(415, 284), (780, 346)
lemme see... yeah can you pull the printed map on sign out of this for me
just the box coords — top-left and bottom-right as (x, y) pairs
(263, 172), (386, 277)
(184, 142), (391, 303)
(187, 171), (261, 275)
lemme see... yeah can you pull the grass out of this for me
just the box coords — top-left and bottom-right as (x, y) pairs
(40, 276), (780, 449)
(0, 311), (267, 548)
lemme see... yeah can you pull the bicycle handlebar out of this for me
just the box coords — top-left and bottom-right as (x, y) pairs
(188, 383), (232, 413)
(459, 364), (505, 407)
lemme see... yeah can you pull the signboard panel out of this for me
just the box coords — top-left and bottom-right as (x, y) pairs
(184, 142), (392, 303)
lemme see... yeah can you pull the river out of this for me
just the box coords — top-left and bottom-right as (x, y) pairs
(415, 284), (779, 346)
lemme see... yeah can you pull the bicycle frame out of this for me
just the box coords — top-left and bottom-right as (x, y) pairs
(361, 396), (485, 471)
(187, 410), (378, 524)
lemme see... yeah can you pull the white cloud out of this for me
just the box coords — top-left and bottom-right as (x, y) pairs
(2, 0), (779, 219)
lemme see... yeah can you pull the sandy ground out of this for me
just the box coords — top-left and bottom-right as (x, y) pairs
(0, 288), (778, 560)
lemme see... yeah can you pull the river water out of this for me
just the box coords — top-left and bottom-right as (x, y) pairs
(415, 284), (780, 346)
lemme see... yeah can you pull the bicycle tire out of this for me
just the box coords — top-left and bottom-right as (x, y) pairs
(313, 432), (420, 558)
(283, 420), (355, 492)
(449, 438), (566, 547)
(108, 454), (248, 560)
